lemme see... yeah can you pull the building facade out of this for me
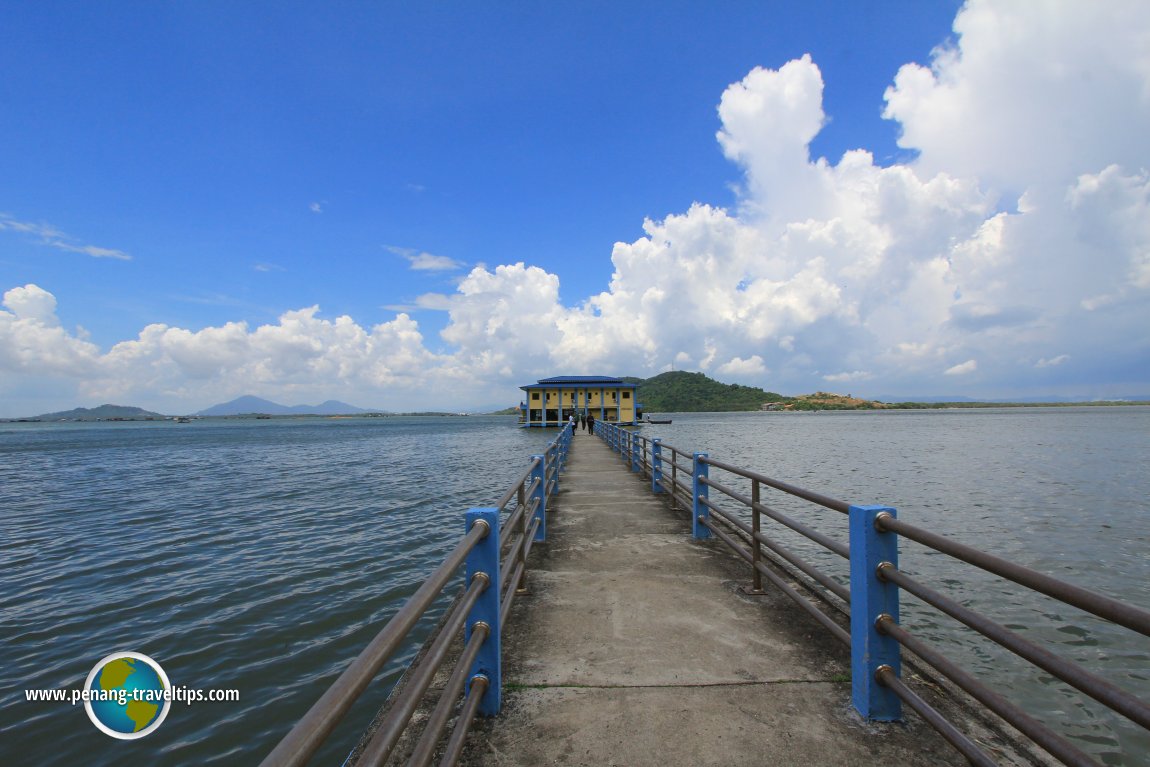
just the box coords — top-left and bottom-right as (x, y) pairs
(518, 376), (641, 427)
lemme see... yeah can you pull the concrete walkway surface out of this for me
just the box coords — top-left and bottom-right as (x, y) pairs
(459, 433), (1038, 767)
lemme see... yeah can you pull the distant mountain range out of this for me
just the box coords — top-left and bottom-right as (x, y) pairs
(194, 395), (378, 416)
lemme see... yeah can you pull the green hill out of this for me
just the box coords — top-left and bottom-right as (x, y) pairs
(37, 404), (168, 420)
(629, 371), (787, 412)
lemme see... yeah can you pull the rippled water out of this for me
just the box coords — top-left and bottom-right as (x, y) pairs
(0, 416), (557, 766)
(3, 409), (1147, 765)
(642, 407), (1150, 765)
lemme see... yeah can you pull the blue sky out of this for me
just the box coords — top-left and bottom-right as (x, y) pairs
(2, 1), (1148, 414)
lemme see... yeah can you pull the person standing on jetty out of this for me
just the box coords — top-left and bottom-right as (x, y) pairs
(586, 412), (595, 436)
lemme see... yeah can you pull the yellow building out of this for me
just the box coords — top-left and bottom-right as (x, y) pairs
(519, 376), (640, 427)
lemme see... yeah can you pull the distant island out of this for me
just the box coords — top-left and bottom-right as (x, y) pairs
(31, 404), (169, 421)
(194, 395), (375, 417)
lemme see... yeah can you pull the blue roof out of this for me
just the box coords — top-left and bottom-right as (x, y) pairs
(520, 375), (637, 390)
(537, 375), (625, 384)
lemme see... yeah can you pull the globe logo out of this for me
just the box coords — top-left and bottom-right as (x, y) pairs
(83, 652), (171, 739)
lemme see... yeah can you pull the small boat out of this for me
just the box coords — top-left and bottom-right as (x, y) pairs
(645, 416), (672, 424)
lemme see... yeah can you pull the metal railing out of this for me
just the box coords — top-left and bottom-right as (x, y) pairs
(593, 420), (1150, 767)
(259, 424), (574, 767)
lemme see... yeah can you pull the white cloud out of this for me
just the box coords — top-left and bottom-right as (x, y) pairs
(1036, 355), (1070, 369)
(824, 370), (873, 383)
(387, 246), (465, 272)
(883, 0), (1150, 190)
(945, 359), (978, 376)
(0, 285), (101, 378)
(0, 214), (131, 260)
(717, 355), (767, 378)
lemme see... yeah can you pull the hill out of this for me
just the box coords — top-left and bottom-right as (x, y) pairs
(195, 396), (374, 416)
(37, 404), (168, 420)
(630, 371), (788, 412)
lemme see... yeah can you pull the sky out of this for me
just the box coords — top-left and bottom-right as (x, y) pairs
(2, 0), (1148, 416)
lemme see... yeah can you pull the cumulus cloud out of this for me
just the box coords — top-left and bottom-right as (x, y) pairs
(0, 285), (101, 377)
(3, 0), (1149, 413)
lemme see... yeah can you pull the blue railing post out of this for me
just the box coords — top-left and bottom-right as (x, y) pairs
(849, 504), (901, 721)
(559, 424), (569, 472)
(552, 439), (563, 495)
(692, 452), (711, 539)
(530, 454), (546, 542)
(630, 434), (640, 472)
(652, 439), (664, 494)
(465, 508), (501, 715)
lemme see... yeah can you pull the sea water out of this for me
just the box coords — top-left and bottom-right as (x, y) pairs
(1, 408), (1147, 764)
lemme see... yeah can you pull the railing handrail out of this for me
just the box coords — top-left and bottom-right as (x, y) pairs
(257, 519), (489, 767)
(876, 513), (1150, 636)
(261, 423), (574, 767)
(591, 419), (1149, 767)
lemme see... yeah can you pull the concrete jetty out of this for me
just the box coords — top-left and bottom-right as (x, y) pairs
(455, 430), (1042, 766)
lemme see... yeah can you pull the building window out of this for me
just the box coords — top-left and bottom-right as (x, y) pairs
(622, 391), (631, 399)
(532, 393), (540, 401)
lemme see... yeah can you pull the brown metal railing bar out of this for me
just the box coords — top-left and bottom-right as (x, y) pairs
(702, 456), (851, 514)
(500, 559), (526, 626)
(500, 515), (542, 626)
(701, 517), (851, 646)
(405, 623), (490, 767)
(877, 617), (1100, 767)
(875, 667), (997, 767)
(499, 534), (523, 589)
(878, 515), (1150, 638)
(259, 520), (489, 767)
(881, 564), (1150, 730)
(495, 460), (537, 512)
(356, 575), (487, 766)
(751, 479), (763, 593)
(437, 675), (488, 767)
(521, 516), (540, 561)
(702, 498), (851, 603)
(500, 501), (527, 549)
(701, 475), (850, 559)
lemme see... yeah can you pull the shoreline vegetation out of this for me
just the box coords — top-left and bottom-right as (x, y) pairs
(5, 371), (1148, 422)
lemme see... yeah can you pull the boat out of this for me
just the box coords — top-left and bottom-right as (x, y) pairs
(645, 416), (672, 424)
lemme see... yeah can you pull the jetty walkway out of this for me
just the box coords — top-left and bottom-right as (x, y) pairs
(459, 431), (991, 766)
